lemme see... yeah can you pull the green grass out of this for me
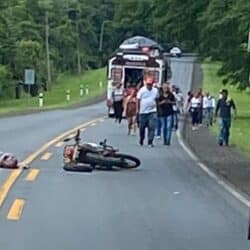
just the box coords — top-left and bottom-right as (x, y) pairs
(202, 62), (250, 156)
(0, 68), (106, 116)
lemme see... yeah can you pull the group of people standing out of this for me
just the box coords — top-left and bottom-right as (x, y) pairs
(186, 89), (216, 130)
(111, 76), (237, 148)
(186, 88), (237, 146)
(111, 74), (182, 147)
(111, 75), (237, 148)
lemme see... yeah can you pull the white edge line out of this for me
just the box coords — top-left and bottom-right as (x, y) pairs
(176, 130), (250, 208)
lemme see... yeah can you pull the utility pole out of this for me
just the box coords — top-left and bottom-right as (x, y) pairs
(76, 20), (81, 74)
(67, 7), (82, 74)
(248, 27), (250, 86)
(248, 28), (250, 52)
(99, 20), (110, 52)
(45, 11), (51, 90)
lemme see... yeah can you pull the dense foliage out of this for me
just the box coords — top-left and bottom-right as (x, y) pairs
(0, 0), (249, 98)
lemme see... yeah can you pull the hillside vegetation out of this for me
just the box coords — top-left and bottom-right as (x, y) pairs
(0, 0), (249, 100)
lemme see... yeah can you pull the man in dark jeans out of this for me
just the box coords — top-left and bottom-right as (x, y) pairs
(215, 89), (237, 146)
(137, 76), (159, 147)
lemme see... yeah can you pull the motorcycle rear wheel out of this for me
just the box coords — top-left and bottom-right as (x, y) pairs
(63, 163), (93, 172)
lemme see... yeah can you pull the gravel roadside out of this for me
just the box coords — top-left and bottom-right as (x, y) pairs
(182, 62), (250, 199)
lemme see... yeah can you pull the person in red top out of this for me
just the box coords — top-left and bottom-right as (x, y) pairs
(124, 88), (137, 135)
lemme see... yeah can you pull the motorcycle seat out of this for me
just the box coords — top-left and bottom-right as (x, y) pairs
(81, 143), (104, 152)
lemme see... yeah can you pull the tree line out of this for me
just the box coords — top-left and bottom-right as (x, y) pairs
(0, 0), (249, 98)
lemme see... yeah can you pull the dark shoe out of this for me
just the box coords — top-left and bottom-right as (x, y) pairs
(148, 144), (154, 148)
(148, 139), (153, 145)
(139, 139), (144, 146)
(218, 141), (223, 146)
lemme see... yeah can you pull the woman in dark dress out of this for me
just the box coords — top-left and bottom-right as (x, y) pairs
(157, 83), (176, 145)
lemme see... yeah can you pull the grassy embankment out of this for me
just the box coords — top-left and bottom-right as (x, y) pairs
(0, 68), (106, 116)
(202, 63), (250, 156)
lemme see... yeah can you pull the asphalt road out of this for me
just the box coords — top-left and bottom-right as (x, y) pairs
(0, 57), (249, 250)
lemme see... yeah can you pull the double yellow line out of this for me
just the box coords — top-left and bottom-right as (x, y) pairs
(0, 117), (105, 219)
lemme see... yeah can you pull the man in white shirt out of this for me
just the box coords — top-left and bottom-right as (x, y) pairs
(172, 85), (184, 130)
(137, 76), (159, 147)
(203, 92), (216, 126)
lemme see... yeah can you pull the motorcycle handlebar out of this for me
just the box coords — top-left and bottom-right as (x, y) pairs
(99, 139), (114, 150)
(64, 133), (115, 151)
(64, 138), (71, 142)
(104, 144), (114, 150)
(64, 129), (81, 143)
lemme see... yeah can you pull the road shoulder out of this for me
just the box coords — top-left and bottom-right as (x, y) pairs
(0, 94), (105, 118)
(182, 62), (250, 201)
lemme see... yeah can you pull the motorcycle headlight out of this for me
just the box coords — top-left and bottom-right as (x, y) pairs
(63, 146), (74, 159)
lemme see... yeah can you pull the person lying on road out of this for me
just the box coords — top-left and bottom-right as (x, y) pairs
(0, 152), (29, 169)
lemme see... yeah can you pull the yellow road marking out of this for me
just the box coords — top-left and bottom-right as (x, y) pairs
(41, 152), (52, 160)
(55, 141), (64, 148)
(25, 169), (40, 182)
(22, 117), (103, 165)
(80, 128), (86, 132)
(90, 122), (97, 127)
(0, 116), (104, 207)
(7, 199), (25, 220)
(0, 170), (22, 207)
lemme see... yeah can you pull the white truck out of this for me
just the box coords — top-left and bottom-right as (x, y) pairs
(106, 36), (171, 117)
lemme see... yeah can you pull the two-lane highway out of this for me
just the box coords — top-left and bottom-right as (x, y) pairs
(0, 57), (249, 250)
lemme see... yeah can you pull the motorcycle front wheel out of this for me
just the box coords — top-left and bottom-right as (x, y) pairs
(113, 153), (141, 169)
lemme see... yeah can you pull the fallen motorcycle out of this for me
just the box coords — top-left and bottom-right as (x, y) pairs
(63, 129), (141, 172)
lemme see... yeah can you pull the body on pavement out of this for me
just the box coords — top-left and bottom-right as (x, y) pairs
(0, 152), (28, 169)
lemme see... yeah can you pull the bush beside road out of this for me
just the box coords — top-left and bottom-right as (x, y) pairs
(0, 68), (106, 116)
(202, 62), (250, 157)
